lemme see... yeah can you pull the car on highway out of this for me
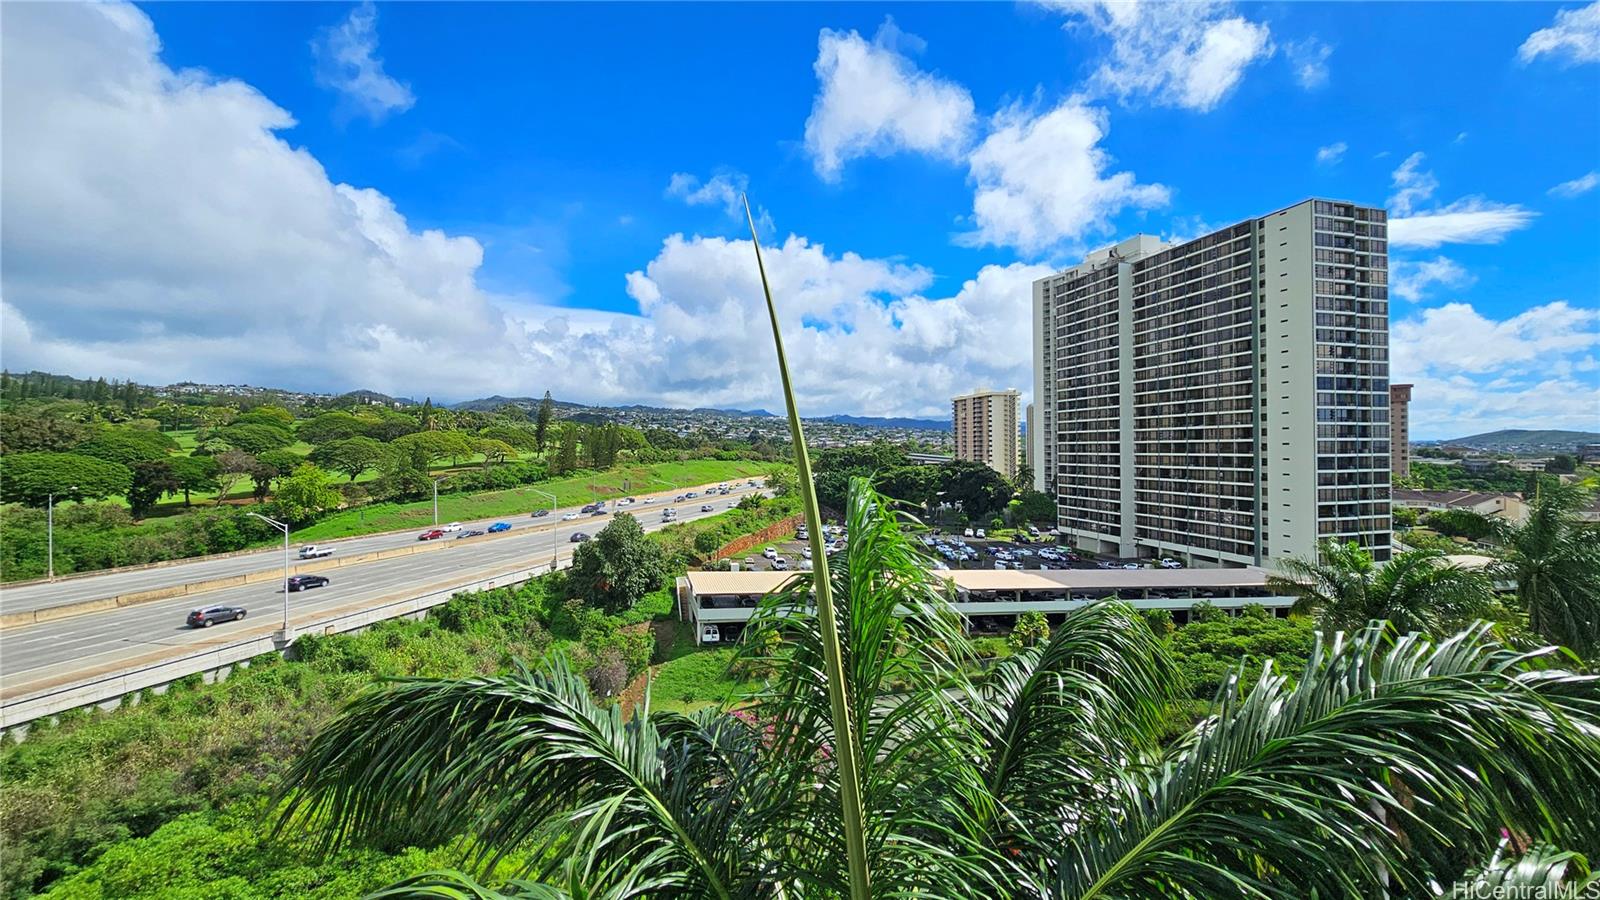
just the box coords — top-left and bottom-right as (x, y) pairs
(186, 605), (246, 628)
(287, 575), (330, 592)
(442, 522), (463, 533)
(298, 545), (334, 559)
(487, 522), (511, 533)
(591, 508), (609, 516)
(455, 529), (486, 540)
(686, 491), (698, 498)
(530, 508), (550, 518)
(418, 529), (445, 541)
(700, 504), (714, 512)
(642, 497), (656, 504)
(570, 532), (591, 543)
(561, 512), (580, 521)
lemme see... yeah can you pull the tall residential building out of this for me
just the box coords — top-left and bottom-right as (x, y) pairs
(953, 388), (1021, 481)
(1032, 198), (1392, 567)
(1390, 384), (1413, 480)
(1024, 402), (1036, 486)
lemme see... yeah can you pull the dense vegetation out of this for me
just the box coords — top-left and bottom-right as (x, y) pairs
(0, 496), (801, 898)
(0, 376), (784, 581)
(811, 441), (1053, 524)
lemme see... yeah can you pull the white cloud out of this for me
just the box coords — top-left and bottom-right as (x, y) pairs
(1316, 142), (1347, 165)
(961, 98), (1169, 254)
(311, 1), (414, 123)
(1385, 153), (1536, 247)
(665, 170), (749, 218)
(1389, 198), (1538, 248)
(1046, 1), (1274, 112)
(1549, 170), (1600, 198)
(1391, 301), (1600, 437)
(803, 19), (976, 181)
(0, 3), (1050, 418)
(1519, 1), (1600, 65)
(1285, 38), (1332, 89)
(1390, 256), (1475, 302)
(1386, 151), (1437, 216)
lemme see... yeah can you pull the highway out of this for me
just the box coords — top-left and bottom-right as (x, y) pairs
(0, 481), (768, 694)
(1, 479), (762, 615)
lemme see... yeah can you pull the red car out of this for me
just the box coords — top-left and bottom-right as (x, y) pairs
(418, 529), (446, 541)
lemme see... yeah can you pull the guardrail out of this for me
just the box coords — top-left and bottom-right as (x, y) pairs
(0, 561), (551, 732)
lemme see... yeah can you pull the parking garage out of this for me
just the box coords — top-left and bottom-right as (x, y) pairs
(678, 568), (1295, 644)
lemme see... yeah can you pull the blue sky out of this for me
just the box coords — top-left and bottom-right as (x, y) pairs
(2, 1), (1597, 438)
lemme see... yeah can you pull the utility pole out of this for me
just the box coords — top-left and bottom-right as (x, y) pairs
(247, 512), (291, 637)
(432, 476), (448, 526)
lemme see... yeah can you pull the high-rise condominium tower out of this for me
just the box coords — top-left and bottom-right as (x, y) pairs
(1390, 383), (1413, 480)
(953, 388), (1021, 481)
(1032, 198), (1392, 567)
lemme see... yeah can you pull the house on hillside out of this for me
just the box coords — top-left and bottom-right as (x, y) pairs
(1391, 489), (1529, 524)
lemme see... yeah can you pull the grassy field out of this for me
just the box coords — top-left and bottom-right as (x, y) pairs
(647, 620), (761, 713)
(292, 459), (775, 541)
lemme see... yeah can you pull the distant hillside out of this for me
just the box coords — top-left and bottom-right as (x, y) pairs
(450, 395), (588, 413)
(1425, 429), (1600, 453)
(818, 414), (950, 431)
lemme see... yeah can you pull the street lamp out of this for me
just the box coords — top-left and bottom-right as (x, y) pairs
(46, 485), (78, 581)
(530, 488), (559, 572)
(247, 512), (291, 636)
(432, 476), (449, 526)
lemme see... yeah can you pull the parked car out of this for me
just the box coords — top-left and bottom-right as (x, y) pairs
(700, 504), (714, 512)
(802, 547), (812, 559)
(561, 512), (580, 521)
(442, 522), (463, 532)
(763, 546), (777, 559)
(530, 508), (550, 518)
(797, 528), (809, 541)
(418, 529), (445, 541)
(963, 528), (975, 537)
(298, 545), (334, 559)
(701, 624), (722, 644)
(487, 522), (511, 533)
(570, 532), (591, 543)
(772, 557), (789, 570)
(187, 605), (246, 627)
(743, 556), (756, 567)
(975, 528), (987, 539)
(1123, 563), (1140, 570)
(455, 529), (485, 539)
(287, 574), (330, 592)
(1160, 558), (1183, 569)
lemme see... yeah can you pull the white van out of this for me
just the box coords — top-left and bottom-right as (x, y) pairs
(298, 545), (334, 559)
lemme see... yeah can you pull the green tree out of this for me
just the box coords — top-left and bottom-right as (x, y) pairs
(1392, 505), (1420, 528)
(270, 463), (343, 524)
(940, 459), (1013, 520)
(1547, 454), (1578, 475)
(765, 465), (800, 498)
(168, 455), (220, 507)
(0, 409), (87, 454)
(475, 438), (518, 468)
(535, 391), (555, 452)
(278, 480), (1600, 900)
(75, 426), (176, 467)
(233, 405), (295, 429)
(478, 424), (537, 451)
(1268, 541), (1495, 637)
(212, 450), (258, 505)
(1008, 609), (1050, 650)
(219, 422), (295, 455)
(0, 452), (132, 506)
(552, 424), (579, 475)
(1425, 508), (1494, 540)
(1012, 489), (1055, 525)
(565, 512), (667, 614)
(392, 430), (474, 469)
(249, 449), (303, 502)
(1489, 483), (1600, 659)
(126, 459), (180, 518)
(310, 436), (390, 482)
(299, 411), (368, 445)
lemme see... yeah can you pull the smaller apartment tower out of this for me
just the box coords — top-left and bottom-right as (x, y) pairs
(953, 388), (1021, 482)
(1390, 384), (1413, 480)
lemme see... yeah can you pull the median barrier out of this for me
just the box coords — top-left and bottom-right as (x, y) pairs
(1, 558), (558, 732)
(0, 483), (764, 631)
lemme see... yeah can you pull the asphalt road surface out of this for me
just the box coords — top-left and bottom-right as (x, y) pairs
(0, 482), (763, 691)
(2, 480), (763, 616)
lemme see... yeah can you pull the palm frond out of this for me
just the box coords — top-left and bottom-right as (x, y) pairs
(365, 871), (570, 900)
(1439, 843), (1595, 896)
(1051, 624), (1600, 899)
(274, 656), (779, 899)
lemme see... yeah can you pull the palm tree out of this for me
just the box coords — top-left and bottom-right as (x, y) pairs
(1268, 540), (1496, 636)
(272, 200), (1600, 898)
(1490, 481), (1600, 659)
